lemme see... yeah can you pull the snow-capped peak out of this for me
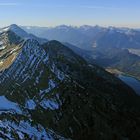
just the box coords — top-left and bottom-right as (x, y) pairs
(0, 24), (29, 38)
(9, 24), (21, 29)
(0, 24), (48, 44)
(8, 24), (29, 37)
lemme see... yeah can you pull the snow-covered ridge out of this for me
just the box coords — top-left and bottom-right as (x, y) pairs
(0, 39), (68, 90)
(2, 39), (48, 82)
(0, 24), (48, 44)
(0, 24), (29, 38)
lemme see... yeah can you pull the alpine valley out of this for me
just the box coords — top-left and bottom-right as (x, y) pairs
(0, 24), (139, 140)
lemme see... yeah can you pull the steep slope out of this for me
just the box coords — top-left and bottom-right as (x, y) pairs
(0, 38), (139, 139)
(0, 24), (25, 71)
(0, 24), (48, 71)
(63, 42), (140, 80)
(63, 42), (95, 62)
(22, 25), (140, 80)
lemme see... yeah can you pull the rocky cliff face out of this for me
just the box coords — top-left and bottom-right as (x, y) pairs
(0, 25), (139, 140)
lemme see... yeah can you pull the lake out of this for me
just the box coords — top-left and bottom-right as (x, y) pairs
(118, 75), (140, 95)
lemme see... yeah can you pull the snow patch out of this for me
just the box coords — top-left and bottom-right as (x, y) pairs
(2, 27), (9, 32)
(0, 41), (3, 45)
(51, 64), (65, 81)
(40, 79), (56, 96)
(0, 96), (21, 113)
(40, 98), (59, 110)
(0, 120), (59, 140)
(0, 46), (6, 50)
(25, 99), (36, 110)
(0, 41), (6, 50)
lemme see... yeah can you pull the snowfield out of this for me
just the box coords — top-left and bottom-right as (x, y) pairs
(0, 96), (21, 114)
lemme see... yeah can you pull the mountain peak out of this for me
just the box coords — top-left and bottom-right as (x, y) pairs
(8, 24), (29, 37)
(9, 24), (19, 29)
(0, 24), (28, 38)
(1, 24), (21, 32)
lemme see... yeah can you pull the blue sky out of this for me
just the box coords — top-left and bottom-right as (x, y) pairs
(0, 0), (140, 28)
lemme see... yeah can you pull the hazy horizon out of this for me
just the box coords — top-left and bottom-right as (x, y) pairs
(0, 0), (140, 28)
(1, 24), (140, 30)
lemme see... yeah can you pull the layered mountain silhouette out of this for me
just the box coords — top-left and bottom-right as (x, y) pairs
(0, 24), (139, 139)
(22, 25), (140, 50)
(22, 25), (140, 80)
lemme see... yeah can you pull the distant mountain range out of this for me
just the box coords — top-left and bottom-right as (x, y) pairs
(0, 24), (139, 139)
(22, 25), (140, 50)
(22, 25), (140, 80)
